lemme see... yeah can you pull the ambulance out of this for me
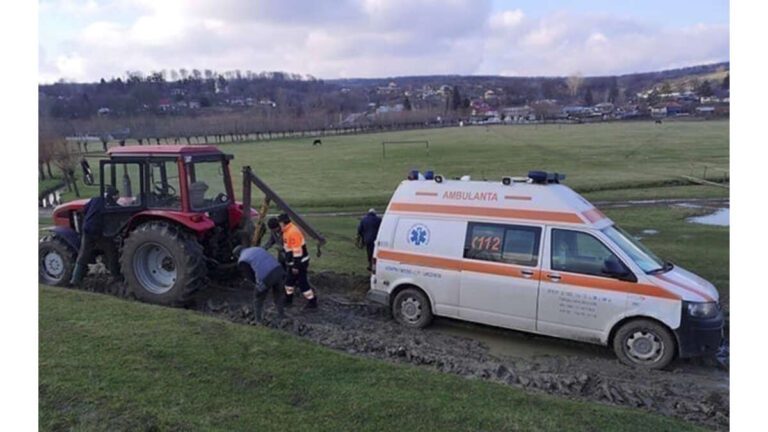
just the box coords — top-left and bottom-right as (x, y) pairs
(367, 171), (723, 369)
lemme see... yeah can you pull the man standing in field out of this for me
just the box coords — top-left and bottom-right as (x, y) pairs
(235, 246), (286, 322)
(278, 213), (318, 310)
(357, 208), (382, 272)
(70, 186), (120, 286)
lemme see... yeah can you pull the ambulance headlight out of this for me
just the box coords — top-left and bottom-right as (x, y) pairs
(686, 302), (718, 319)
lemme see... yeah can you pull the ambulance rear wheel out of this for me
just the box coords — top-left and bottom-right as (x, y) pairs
(613, 319), (676, 370)
(393, 287), (433, 329)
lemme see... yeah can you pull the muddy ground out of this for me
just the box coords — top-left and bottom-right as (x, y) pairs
(78, 270), (729, 431)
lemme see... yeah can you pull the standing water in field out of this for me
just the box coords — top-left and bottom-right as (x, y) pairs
(687, 208), (730, 227)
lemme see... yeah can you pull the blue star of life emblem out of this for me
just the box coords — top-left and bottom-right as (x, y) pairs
(408, 224), (430, 246)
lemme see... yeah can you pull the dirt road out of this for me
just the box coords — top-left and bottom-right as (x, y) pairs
(79, 271), (729, 430)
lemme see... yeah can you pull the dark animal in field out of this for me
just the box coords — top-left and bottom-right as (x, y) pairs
(313, 139), (322, 146)
(655, 119), (663, 124)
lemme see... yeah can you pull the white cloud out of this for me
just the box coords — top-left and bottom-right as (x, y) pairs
(38, 1), (729, 82)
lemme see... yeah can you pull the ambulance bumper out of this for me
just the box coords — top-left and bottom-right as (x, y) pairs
(366, 289), (390, 306)
(674, 307), (724, 359)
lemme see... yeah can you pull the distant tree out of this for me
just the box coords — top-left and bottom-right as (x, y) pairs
(660, 82), (673, 94)
(584, 87), (594, 106)
(646, 89), (660, 106)
(721, 74), (729, 90)
(607, 77), (619, 103)
(403, 96), (412, 111)
(698, 80), (713, 97)
(567, 73), (584, 97)
(451, 86), (462, 111)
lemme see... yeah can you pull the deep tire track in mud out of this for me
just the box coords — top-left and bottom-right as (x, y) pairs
(77, 272), (729, 430)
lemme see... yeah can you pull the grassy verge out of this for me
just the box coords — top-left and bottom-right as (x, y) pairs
(40, 286), (704, 432)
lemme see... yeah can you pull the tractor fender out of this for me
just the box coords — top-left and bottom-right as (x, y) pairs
(127, 210), (216, 237)
(49, 226), (81, 250)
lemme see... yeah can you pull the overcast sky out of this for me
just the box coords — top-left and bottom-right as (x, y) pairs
(38, 0), (730, 83)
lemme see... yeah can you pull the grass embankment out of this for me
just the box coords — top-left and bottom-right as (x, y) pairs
(69, 120), (728, 211)
(40, 286), (704, 432)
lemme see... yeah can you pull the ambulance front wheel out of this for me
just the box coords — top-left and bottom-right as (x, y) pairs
(613, 318), (676, 370)
(393, 287), (433, 329)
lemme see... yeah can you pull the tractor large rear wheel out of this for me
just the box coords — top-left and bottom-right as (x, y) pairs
(120, 222), (206, 305)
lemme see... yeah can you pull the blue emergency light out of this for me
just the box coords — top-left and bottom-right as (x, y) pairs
(424, 170), (434, 180)
(528, 170), (566, 184)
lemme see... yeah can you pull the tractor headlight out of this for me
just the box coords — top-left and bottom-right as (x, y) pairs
(686, 302), (719, 319)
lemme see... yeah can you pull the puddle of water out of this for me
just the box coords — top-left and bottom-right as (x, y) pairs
(687, 208), (730, 227)
(674, 203), (703, 209)
(429, 318), (612, 360)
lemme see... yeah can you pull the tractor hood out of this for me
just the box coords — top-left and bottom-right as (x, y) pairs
(649, 265), (719, 303)
(52, 198), (90, 227)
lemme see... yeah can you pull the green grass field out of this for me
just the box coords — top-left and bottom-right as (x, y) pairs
(40, 286), (704, 432)
(67, 120), (729, 209)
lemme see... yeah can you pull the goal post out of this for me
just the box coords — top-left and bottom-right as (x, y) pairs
(381, 140), (430, 159)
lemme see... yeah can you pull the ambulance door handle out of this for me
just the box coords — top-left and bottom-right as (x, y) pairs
(521, 269), (534, 278)
(547, 273), (561, 282)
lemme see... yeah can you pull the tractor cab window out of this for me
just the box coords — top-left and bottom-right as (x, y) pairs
(185, 159), (230, 211)
(148, 159), (182, 210)
(101, 162), (144, 207)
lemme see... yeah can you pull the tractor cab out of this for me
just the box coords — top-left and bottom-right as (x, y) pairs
(103, 144), (234, 213)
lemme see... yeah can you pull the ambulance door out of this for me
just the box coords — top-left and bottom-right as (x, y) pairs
(387, 217), (466, 318)
(537, 227), (632, 341)
(459, 222), (543, 332)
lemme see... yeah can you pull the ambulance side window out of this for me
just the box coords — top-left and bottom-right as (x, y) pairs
(551, 229), (626, 277)
(464, 223), (541, 266)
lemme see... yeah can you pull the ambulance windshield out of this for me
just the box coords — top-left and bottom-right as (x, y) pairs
(602, 225), (666, 273)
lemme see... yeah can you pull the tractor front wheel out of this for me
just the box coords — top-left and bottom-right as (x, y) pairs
(39, 235), (77, 286)
(120, 222), (206, 305)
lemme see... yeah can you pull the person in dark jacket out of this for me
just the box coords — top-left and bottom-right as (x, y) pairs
(357, 208), (382, 271)
(70, 186), (120, 286)
(236, 246), (286, 322)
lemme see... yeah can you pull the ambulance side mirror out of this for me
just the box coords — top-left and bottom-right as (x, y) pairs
(602, 258), (636, 283)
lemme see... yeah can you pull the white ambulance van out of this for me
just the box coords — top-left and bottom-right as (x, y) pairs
(368, 171), (723, 369)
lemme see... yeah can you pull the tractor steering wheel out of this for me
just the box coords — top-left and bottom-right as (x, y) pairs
(153, 182), (177, 196)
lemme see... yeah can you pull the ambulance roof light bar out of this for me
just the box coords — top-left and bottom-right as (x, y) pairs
(528, 170), (566, 184)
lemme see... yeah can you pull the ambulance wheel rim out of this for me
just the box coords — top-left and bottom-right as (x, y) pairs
(626, 331), (663, 362)
(401, 297), (422, 322)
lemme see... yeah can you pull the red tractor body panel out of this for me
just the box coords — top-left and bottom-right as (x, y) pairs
(52, 199), (89, 228)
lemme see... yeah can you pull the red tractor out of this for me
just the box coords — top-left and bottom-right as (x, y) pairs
(39, 145), (324, 305)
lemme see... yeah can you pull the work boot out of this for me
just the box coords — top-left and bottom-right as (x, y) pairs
(303, 297), (318, 311)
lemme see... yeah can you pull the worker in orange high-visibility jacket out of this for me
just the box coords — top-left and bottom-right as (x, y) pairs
(278, 213), (318, 309)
